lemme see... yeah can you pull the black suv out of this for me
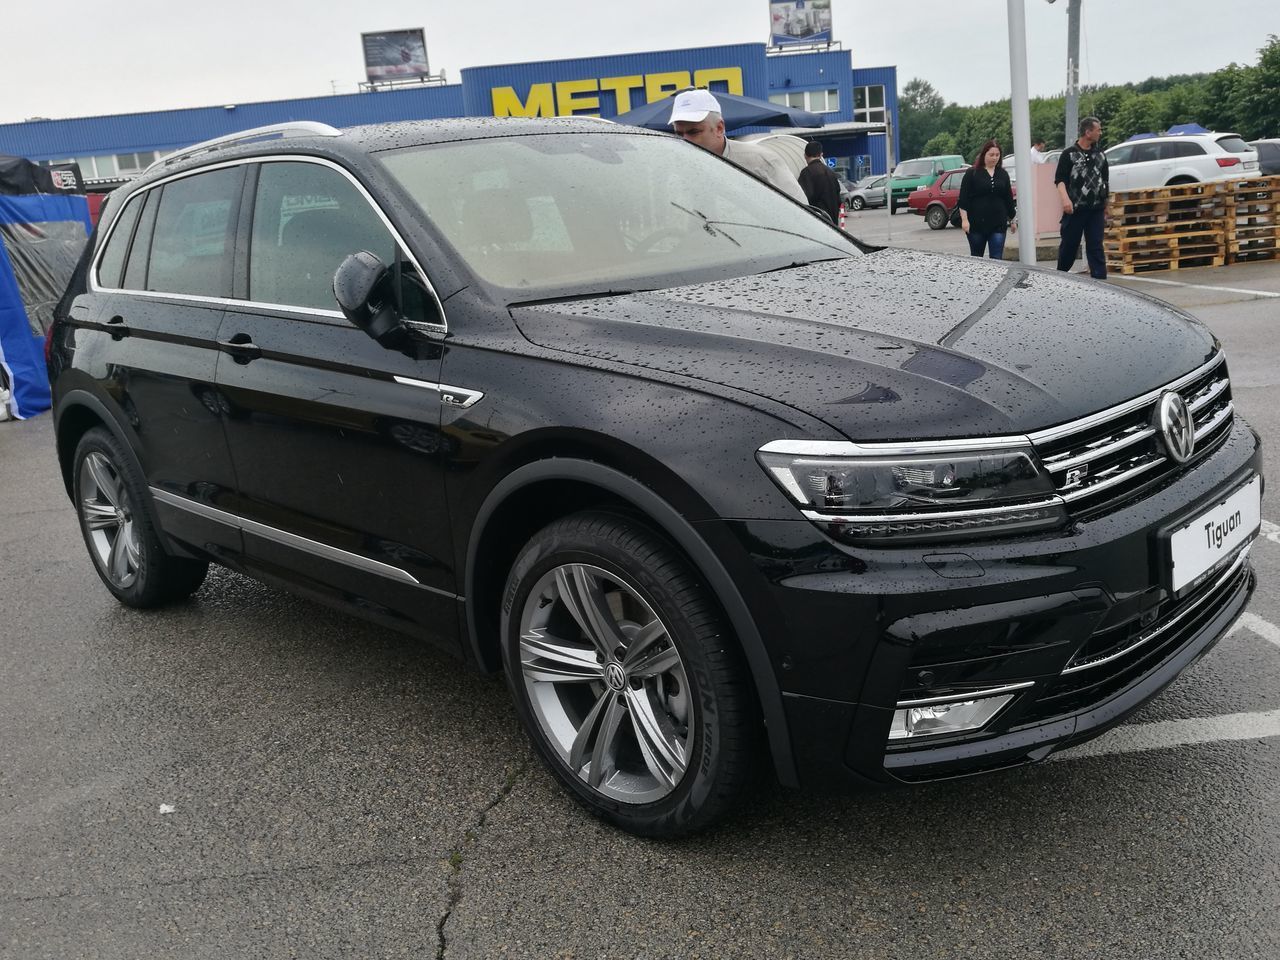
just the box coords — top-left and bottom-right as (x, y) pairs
(49, 119), (1262, 837)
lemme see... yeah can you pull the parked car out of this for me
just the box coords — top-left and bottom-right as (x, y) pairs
(846, 174), (888, 210)
(1249, 139), (1280, 176)
(49, 118), (1261, 838)
(1002, 151), (1061, 182)
(907, 166), (1019, 231)
(1104, 132), (1260, 192)
(888, 154), (966, 212)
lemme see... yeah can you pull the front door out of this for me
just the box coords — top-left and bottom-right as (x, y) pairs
(214, 159), (459, 649)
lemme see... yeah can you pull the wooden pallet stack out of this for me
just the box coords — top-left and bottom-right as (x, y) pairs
(1225, 176), (1280, 264)
(1104, 182), (1229, 275)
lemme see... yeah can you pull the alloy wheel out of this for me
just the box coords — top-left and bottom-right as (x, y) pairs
(518, 562), (694, 804)
(78, 451), (141, 589)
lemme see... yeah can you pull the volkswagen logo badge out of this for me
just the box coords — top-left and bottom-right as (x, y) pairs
(604, 662), (626, 692)
(1158, 391), (1196, 463)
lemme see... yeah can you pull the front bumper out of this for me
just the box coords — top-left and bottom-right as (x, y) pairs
(718, 416), (1263, 790)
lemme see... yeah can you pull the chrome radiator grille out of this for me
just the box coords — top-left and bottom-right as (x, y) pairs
(1029, 354), (1233, 515)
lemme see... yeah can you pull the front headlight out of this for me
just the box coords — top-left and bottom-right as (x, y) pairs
(757, 439), (1067, 544)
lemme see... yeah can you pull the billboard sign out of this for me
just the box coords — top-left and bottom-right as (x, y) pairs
(769, 0), (832, 47)
(362, 29), (430, 82)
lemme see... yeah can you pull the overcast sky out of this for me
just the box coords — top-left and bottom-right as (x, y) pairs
(1, 0), (1274, 124)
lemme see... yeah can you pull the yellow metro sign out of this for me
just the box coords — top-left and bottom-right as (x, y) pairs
(491, 67), (745, 117)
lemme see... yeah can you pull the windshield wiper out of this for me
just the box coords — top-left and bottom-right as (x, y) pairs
(668, 202), (743, 247)
(760, 256), (849, 273)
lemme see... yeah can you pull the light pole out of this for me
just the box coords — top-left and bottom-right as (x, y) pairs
(1064, 0), (1081, 149)
(1008, 0), (1037, 266)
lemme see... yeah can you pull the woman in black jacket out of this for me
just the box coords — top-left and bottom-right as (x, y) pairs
(958, 139), (1017, 259)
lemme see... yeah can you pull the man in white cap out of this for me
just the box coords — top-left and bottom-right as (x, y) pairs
(669, 89), (808, 204)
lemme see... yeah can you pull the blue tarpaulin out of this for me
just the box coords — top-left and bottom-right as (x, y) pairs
(0, 192), (90, 419)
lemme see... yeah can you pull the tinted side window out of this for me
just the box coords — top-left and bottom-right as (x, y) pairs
(96, 195), (143, 289)
(1107, 145), (1133, 166)
(944, 173), (965, 191)
(249, 161), (396, 311)
(1162, 141), (1206, 159)
(147, 168), (241, 297)
(123, 189), (161, 291)
(1131, 143), (1161, 164)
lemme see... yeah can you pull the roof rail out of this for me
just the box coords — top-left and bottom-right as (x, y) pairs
(146, 121), (343, 173)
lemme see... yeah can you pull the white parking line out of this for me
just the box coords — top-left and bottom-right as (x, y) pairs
(1051, 613), (1280, 762)
(1261, 519), (1280, 547)
(1114, 275), (1280, 299)
(1053, 708), (1280, 761)
(1229, 612), (1280, 649)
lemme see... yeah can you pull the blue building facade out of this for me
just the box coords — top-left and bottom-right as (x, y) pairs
(0, 43), (897, 185)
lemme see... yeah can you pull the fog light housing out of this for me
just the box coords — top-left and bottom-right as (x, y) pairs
(888, 693), (1017, 741)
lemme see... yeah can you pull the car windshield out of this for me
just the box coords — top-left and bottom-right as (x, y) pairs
(378, 132), (858, 299)
(893, 160), (934, 177)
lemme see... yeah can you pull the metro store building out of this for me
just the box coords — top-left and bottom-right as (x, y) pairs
(0, 42), (898, 189)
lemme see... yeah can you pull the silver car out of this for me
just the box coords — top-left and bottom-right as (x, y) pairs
(845, 174), (887, 210)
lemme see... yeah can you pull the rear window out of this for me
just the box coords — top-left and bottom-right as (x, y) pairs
(1161, 141), (1206, 159)
(96, 195), (143, 289)
(1216, 136), (1253, 154)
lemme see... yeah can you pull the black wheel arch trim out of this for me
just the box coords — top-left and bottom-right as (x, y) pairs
(53, 388), (146, 502)
(464, 457), (799, 788)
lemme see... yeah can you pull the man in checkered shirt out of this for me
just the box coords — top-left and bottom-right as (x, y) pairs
(1055, 117), (1110, 279)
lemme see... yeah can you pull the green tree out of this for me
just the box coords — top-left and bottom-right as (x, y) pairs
(898, 78), (948, 159)
(1110, 93), (1164, 142)
(1235, 35), (1280, 138)
(921, 131), (958, 156)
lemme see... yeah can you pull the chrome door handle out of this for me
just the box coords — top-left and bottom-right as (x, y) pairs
(216, 336), (262, 362)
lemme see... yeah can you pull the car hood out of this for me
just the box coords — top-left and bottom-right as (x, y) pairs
(510, 250), (1218, 442)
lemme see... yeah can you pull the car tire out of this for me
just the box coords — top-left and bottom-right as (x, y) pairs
(72, 427), (209, 608)
(926, 205), (948, 230)
(850, 196), (865, 211)
(500, 510), (759, 837)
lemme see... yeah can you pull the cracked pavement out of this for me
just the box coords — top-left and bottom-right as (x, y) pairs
(4, 257), (1280, 958)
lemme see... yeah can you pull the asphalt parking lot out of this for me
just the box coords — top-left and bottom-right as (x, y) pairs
(3, 249), (1279, 959)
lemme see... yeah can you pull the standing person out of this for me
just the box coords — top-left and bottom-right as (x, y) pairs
(797, 140), (842, 225)
(1029, 138), (1049, 163)
(668, 89), (808, 204)
(1055, 117), (1110, 279)
(958, 139), (1017, 260)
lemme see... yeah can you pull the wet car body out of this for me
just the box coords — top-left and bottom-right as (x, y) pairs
(48, 119), (1262, 831)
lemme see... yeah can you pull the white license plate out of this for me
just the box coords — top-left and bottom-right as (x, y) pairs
(1169, 476), (1261, 593)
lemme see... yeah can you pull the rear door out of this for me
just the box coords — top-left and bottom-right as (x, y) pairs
(86, 167), (244, 557)
(213, 158), (460, 650)
(1127, 141), (1171, 188)
(1160, 140), (1206, 181)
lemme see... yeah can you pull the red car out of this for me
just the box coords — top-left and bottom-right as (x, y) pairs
(906, 166), (1020, 231)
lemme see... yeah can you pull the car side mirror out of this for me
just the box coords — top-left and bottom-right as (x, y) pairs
(333, 251), (408, 349)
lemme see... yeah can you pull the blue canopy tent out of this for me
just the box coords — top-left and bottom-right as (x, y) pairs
(0, 155), (90, 420)
(613, 90), (824, 133)
(1166, 123), (1211, 136)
